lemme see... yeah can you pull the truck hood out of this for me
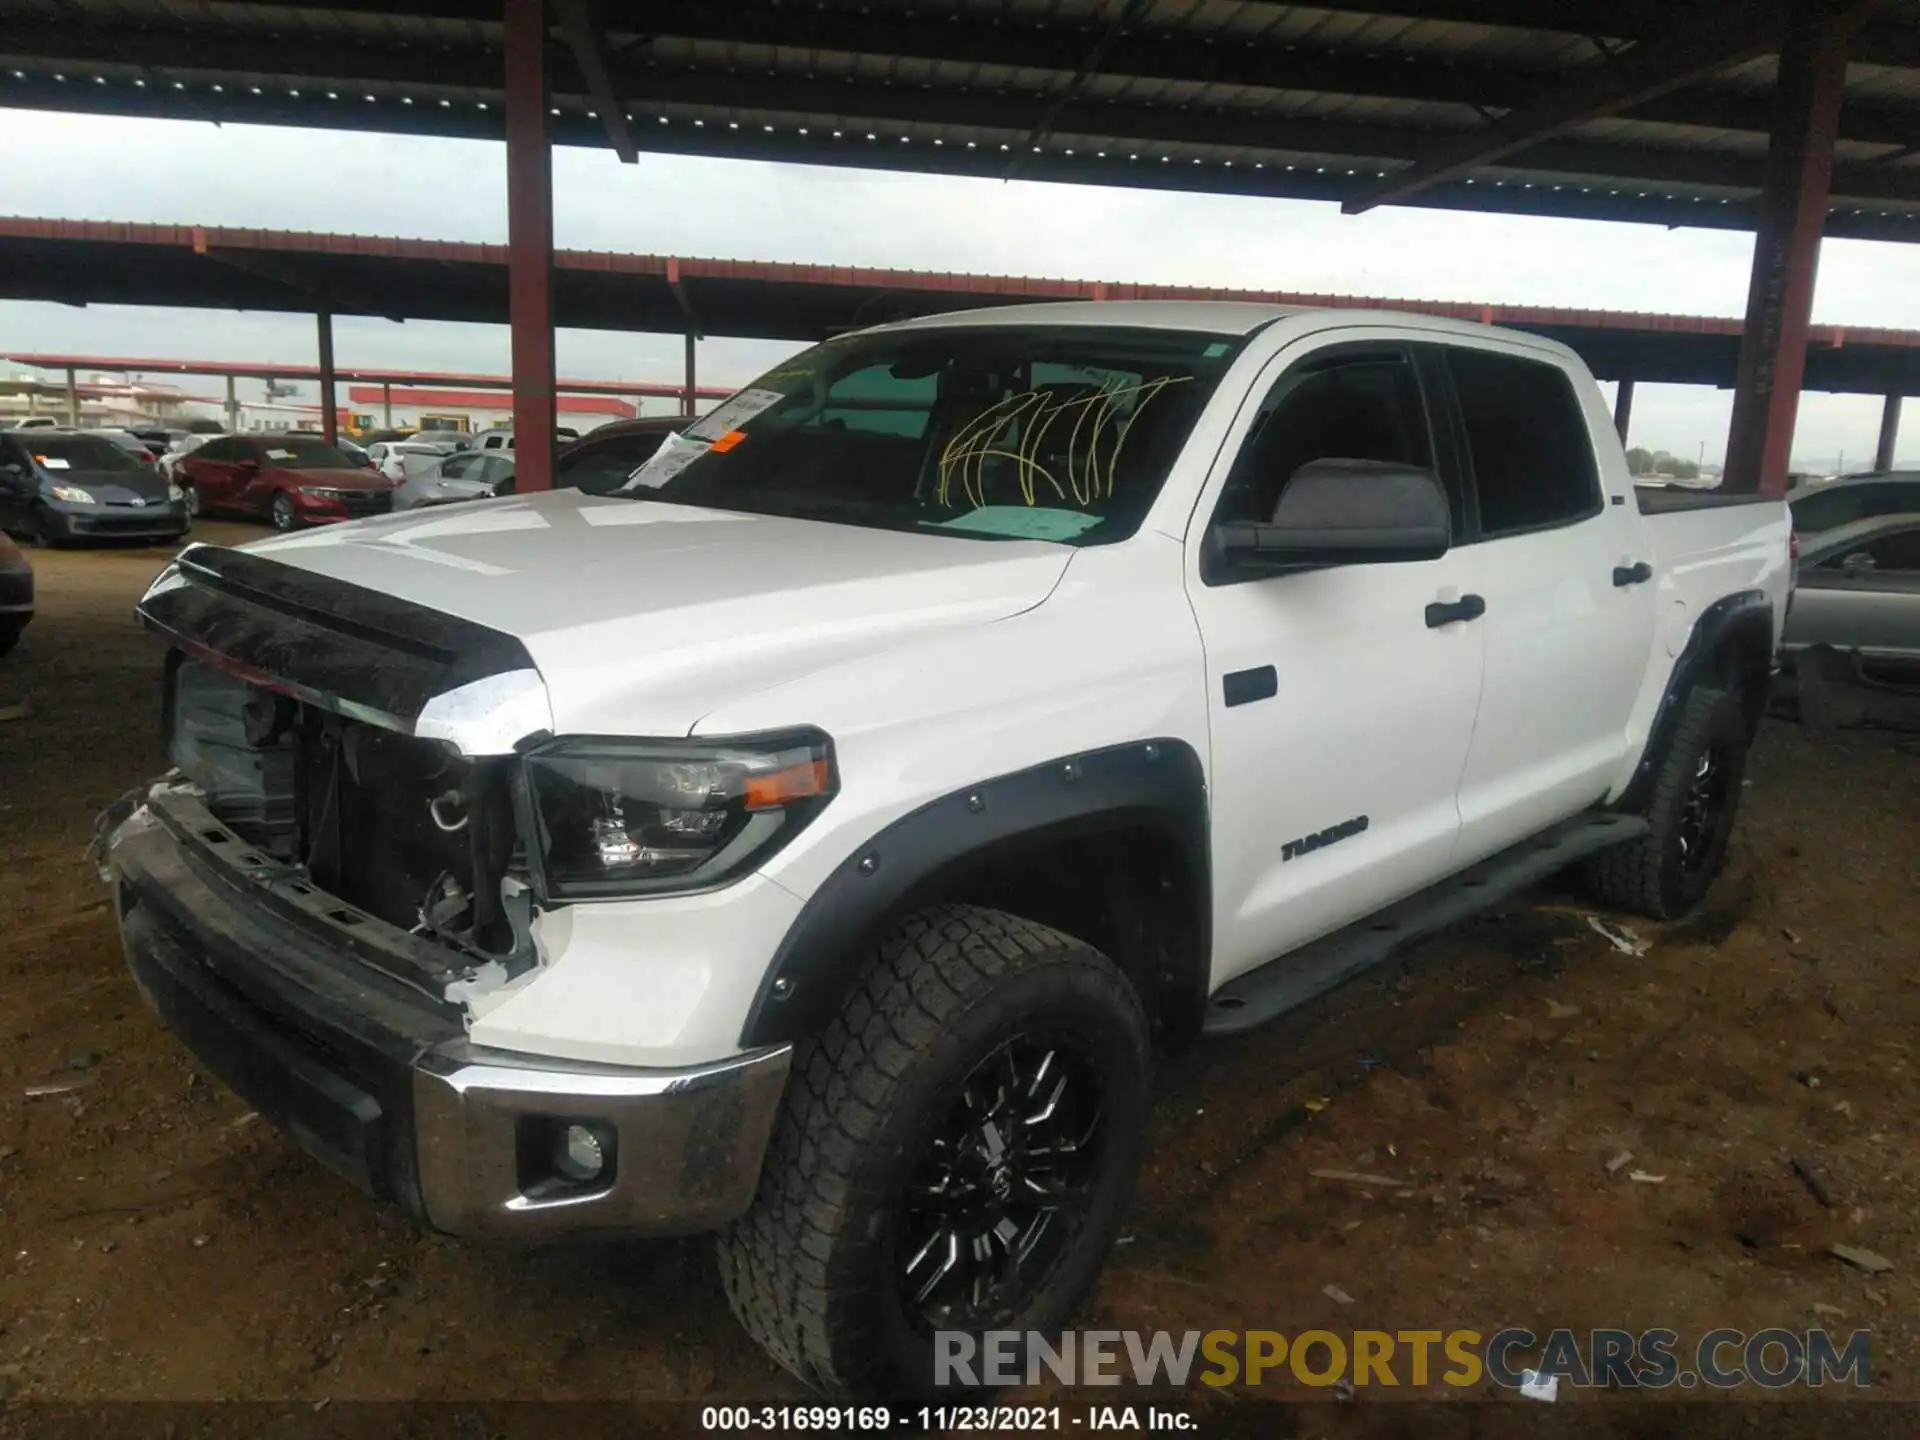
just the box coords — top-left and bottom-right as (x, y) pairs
(239, 488), (1073, 736)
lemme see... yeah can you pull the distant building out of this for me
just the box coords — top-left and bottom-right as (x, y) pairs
(342, 387), (658, 436)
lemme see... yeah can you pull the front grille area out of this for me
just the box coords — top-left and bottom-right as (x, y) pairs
(332, 490), (394, 515)
(168, 657), (521, 954)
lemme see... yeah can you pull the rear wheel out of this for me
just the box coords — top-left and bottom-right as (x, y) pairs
(1584, 685), (1749, 919)
(717, 904), (1150, 1399)
(269, 493), (299, 531)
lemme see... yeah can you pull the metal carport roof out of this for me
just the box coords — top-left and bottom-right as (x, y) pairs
(2, 0), (1918, 240)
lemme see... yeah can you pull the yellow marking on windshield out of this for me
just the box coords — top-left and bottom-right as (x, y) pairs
(935, 375), (1192, 510)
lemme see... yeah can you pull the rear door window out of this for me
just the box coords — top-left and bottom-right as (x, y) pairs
(1823, 525), (1920, 573)
(1447, 347), (1601, 538)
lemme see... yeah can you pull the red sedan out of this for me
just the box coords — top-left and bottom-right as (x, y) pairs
(174, 433), (400, 531)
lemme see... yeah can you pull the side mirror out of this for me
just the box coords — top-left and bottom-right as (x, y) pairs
(236, 457), (260, 472)
(1215, 458), (1451, 572)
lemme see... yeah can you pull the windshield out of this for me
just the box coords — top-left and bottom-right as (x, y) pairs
(260, 438), (360, 470)
(616, 324), (1243, 544)
(27, 435), (142, 472)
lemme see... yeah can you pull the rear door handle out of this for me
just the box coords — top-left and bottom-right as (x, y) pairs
(1425, 594), (1486, 628)
(1613, 561), (1653, 587)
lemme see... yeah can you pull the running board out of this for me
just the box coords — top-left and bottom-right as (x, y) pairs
(1202, 811), (1649, 1037)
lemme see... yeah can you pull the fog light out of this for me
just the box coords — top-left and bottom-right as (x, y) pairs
(554, 1123), (606, 1182)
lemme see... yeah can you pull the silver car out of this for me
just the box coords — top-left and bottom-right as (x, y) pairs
(1782, 513), (1920, 670)
(392, 450), (515, 510)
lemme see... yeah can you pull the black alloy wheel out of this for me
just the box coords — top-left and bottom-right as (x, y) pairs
(1676, 741), (1731, 877)
(896, 1033), (1107, 1330)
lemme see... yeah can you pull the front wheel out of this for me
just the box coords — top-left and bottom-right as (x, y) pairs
(1584, 685), (1750, 919)
(176, 480), (201, 520)
(717, 905), (1150, 1399)
(269, 493), (299, 531)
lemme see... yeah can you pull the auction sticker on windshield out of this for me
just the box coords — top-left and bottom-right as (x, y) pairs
(627, 433), (709, 489)
(686, 388), (786, 442)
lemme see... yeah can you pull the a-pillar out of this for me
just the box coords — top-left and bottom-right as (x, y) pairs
(1722, 0), (1862, 496)
(65, 367), (78, 427)
(1613, 378), (1635, 444)
(317, 303), (338, 447)
(504, 0), (556, 491)
(1874, 394), (1903, 472)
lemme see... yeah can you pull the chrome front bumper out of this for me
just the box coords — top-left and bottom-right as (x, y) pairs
(411, 1044), (791, 1238)
(107, 787), (790, 1240)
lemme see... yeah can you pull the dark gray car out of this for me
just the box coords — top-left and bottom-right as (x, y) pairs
(0, 431), (189, 545)
(1782, 513), (1920, 672)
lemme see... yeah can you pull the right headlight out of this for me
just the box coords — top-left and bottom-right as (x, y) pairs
(524, 732), (836, 899)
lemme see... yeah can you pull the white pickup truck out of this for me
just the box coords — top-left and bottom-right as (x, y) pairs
(103, 302), (1790, 1396)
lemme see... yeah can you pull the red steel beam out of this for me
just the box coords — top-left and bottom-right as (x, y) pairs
(504, 0), (556, 492)
(1722, 0), (1875, 495)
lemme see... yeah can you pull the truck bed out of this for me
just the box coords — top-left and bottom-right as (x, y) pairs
(1634, 485), (1780, 514)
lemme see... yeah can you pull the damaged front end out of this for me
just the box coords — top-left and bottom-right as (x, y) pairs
(115, 544), (554, 1002)
(97, 543), (793, 1239)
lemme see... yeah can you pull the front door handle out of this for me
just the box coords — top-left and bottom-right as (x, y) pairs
(1613, 561), (1653, 587)
(1425, 594), (1486, 628)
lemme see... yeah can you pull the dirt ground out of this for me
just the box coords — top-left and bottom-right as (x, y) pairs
(1, 524), (1916, 1433)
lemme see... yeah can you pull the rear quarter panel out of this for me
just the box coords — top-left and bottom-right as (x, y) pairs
(1609, 497), (1791, 797)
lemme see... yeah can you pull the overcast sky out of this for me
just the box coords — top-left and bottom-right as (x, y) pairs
(3, 108), (1918, 468)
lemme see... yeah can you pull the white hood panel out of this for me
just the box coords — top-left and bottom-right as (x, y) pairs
(241, 490), (1072, 737)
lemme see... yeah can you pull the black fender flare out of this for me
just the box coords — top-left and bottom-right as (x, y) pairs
(1616, 588), (1773, 815)
(739, 738), (1211, 1048)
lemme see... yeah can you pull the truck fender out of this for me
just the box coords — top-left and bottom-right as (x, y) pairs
(1616, 588), (1773, 814)
(739, 739), (1211, 1048)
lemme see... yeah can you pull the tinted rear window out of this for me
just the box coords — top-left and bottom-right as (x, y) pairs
(1449, 348), (1601, 538)
(26, 435), (142, 472)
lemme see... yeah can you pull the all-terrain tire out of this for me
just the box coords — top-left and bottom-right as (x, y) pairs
(1584, 685), (1749, 919)
(717, 904), (1150, 1399)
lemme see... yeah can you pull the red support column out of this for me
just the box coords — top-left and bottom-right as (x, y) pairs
(317, 302), (338, 447)
(1721, 0), (1860, 496)
(684, 331), (698, 417)
(504, 0), (556, 492)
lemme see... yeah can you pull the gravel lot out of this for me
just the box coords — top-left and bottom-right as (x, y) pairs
(1, 526), (1915, 1434)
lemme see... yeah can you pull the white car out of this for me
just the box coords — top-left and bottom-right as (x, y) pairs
(366, 437), (463, 482)
(103, 302), (1790, 1397)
